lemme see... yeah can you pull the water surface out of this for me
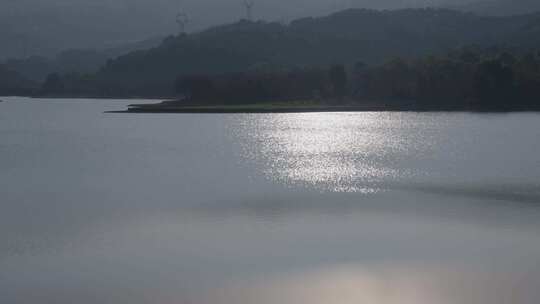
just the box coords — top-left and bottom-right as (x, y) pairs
(1, 97), (540, 304)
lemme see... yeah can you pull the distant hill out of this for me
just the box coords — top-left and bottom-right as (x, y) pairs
(89, 8), (540, 96)
(450, 0), (540, 16)
(3, 37), (164, 83)
(3, 0), (538, 62)
(0, 0), (178, 60)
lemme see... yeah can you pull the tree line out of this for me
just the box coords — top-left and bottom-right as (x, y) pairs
(172, 48), (540, 110)
(355, 48), (540, 110)
(4, 47), (539, 111)
(174, 65), (348, 105)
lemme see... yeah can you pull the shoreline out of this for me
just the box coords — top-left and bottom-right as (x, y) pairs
(5, 96), (538, 113)
(107, 104), (539, 114)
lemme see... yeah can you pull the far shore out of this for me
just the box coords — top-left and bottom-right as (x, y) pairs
(109, 105), (397, 114)
(106, 99), (538, 113)
(109, 99), (418, 113)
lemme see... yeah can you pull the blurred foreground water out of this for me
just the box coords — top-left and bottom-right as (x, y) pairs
(1, 97), (540, 304)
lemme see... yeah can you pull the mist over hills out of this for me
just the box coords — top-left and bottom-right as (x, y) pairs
(450, 0), (540, 16)
(2, 0), (539, 61)
(3, 37), (163, 83)
(0, 0), (177, 59)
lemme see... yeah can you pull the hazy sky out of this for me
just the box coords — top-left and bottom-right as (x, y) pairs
(1, 0), (537, 58)
(2, 0), (466, 32)
(3, 0), (536, 32)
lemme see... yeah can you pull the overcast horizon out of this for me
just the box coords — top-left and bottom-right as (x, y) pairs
(1, 0), (540, 59)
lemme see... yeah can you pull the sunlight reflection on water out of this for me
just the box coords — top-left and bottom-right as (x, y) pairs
(196, 264), (539, 304)
(234, 112), (442, 192)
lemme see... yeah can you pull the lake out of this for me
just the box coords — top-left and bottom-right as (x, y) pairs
(1, 97), (540, 304)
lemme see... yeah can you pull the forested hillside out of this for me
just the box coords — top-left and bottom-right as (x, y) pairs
(5, 8), (540, 100)
(88, 8), (540, 96)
